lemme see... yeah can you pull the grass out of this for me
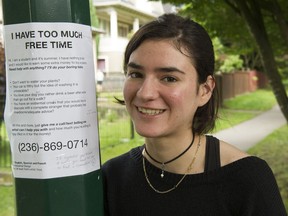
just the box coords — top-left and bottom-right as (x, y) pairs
(222, 89), (276, 111)
(213, 109), (257, 132)
(0, 88), (286, 215)
(0, 186), (15, 216)
(213, 89), (276, 132)
(100, 136), (143, 162)
(98, 117), (144, 162)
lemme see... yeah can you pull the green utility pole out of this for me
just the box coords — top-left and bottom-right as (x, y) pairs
(2, 0), (104, 215)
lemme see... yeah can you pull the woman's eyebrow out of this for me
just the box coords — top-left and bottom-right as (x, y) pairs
(127, 62), (185, 74)
(155, 67), (185, 74)
(127, 62), (143, 70)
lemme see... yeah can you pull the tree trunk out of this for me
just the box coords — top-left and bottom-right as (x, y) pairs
(233, 0), (288, 122)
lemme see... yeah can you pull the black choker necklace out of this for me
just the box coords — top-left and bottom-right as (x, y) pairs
(144, 132), (195, 178)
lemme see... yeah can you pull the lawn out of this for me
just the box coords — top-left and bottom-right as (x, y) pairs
(0, 186), (14, 216)
(222, 89), (276, 111)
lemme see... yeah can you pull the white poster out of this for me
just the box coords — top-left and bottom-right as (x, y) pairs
(4, 22), (100, 179)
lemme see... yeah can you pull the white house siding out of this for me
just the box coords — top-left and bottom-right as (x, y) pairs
(93, 0), (165, 79)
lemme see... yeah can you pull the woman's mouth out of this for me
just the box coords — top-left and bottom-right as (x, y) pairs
(137, 107), (165, 115)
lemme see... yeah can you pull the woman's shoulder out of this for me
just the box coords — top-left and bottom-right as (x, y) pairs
(102, 146), (143, 183)
(102, 146), (143, 171)
(217, 139), (274, 179)
(218, 139), (250, 167)
(216, 138), (275, 178)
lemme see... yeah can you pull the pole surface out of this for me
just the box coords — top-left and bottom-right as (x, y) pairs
(2, 0), (104, 215)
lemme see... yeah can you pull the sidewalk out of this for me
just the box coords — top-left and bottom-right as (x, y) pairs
(213, 105), (287, 151)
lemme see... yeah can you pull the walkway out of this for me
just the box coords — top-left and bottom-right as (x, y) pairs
(213, 105), (287, 151)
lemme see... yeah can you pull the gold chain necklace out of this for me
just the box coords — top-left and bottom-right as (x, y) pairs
(142, 135), (201, 194)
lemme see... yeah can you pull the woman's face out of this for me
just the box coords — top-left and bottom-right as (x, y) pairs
(124, 39), (211, 139)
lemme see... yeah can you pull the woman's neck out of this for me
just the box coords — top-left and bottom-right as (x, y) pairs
(143, 133), (205, 174)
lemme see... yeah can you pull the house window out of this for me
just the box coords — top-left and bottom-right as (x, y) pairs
(118, 23), (129, 37)
(99, 18), (110, 36)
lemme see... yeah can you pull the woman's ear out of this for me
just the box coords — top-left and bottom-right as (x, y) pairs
(198, 75), (215, 107)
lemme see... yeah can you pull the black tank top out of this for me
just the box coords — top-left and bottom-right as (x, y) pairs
(204, 136), (221, 172)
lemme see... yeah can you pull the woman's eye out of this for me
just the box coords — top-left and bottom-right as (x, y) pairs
(162, 76), (177, 82)
(127, 71), (143, 78)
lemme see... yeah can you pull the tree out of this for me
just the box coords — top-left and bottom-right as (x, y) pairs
(161, 0), (288, 122)
(227, 0), (288, 121)
(89, 0), (99, 28)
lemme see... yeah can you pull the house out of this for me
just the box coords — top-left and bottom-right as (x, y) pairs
(93, 0), (167, 90)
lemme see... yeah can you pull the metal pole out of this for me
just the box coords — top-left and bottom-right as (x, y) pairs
(2, 0), (103, 215)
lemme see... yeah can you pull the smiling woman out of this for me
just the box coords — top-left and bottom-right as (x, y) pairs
(123, 39), (211, 139)
(102, 13), (287, 216)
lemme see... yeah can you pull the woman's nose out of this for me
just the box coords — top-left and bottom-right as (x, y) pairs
(136, 78), (159, 101)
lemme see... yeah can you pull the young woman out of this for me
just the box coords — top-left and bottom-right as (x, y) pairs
(102, 14), (287, 215)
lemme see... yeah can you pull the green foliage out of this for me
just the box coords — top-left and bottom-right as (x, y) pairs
(0, 123), (10, 168)
(0, 141), (11, 168)
(277, 56), (288, 79)
(178, 0), (257, 55)
(89, 0), (100, 55)
(219, 55), (243, 73)
(212, 37), (224, 58)
(160, 0), (288, 81)
(178, 1), (260, 71)
(89, 0), (99, 28)
(212, 37), (224, 72)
